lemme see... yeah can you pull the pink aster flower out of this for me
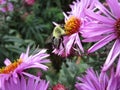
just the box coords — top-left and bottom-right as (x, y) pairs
(0, 47), (50, 88)
(3, 75), (49, 90)
(53, 0), (96, 57)
(75, 68), (120, 90)
(82, 0), (120, 71)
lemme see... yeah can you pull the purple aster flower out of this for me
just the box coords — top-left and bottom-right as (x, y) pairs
(0, 0), (13, 13)
(0, 0), (6, 4)
(75, 68), (120, 90)
(82, 0), (120, 71)
(0, 47), (50, 88)
(53, 0), (96, 57)
(0, 2), (14, 12)
(2, 75), (49, 90)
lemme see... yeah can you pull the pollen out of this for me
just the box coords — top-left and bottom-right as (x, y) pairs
(0, 59), (22, 74)
(115, 18), (120, 38)
(64, 16), (81, 35)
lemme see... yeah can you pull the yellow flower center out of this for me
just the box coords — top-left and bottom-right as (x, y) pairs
(64, 16), (81, 35)
(115, 18), (120, 38)
(0, 59), (22, 74)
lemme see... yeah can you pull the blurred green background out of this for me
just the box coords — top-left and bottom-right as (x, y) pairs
(0, 0), (73, 61)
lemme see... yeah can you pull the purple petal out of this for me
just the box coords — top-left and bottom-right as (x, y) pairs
(82, 36), (105, 42)
(99, 72), (109, 90)
(24, 63), (48, 71)
(86, 9), (115, 24)
(26, 78), (35, 90)
(66, 34), (75, 54)
(88, 34), (115, 53)
(75, 33), (84, 52)
(103, 39), (120, 71)
(22, 72), (38, 79)
(107, 75), (117, 90)
(107, 0), (120, 18)
(21, 75), (26, 90)
(4, 58), (11, 66)
(95, 1), (115, 19)
(83, 28), (114, 38)
(115, 56), (120, 77)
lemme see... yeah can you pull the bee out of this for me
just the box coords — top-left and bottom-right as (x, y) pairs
(52, 25), (66, 49)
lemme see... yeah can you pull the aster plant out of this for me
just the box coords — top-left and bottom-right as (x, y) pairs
(0, 47), (50, 89)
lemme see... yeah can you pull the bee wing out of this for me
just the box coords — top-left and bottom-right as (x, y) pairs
(53, 38), (61, 49)
(45, 34), (53, 45)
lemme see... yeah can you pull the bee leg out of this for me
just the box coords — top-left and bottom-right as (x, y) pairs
(52, 37), (56, 48)
(62, 42), (65, 48)
(61, 36), (65, 48)
(57, 36), (64, 49)
(57, 38), (61, 49)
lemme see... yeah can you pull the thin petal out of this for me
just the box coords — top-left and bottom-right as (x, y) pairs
(116, 56), (120, 76)
(103, 39), (120, 71)
(66, 34), (75, 54)
(24, 63), (48, 71)
(88, 34), (115, 53)
(4, 58), (11, 66)
(107, 0), (120, 18)
(21, 75), (26, 90)
(82, 36), (105, 42)
(22, 72), (38, 79)
(75, 33), (84, 52)
(95, 1), (115, 19)
(83, 28), (114, 38)
(86, 9), (115, 24)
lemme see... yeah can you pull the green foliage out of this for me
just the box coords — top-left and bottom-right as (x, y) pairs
(45, 59), (89, 89)
(0, 0), (72, 62)
(58, 61), (89, 90)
